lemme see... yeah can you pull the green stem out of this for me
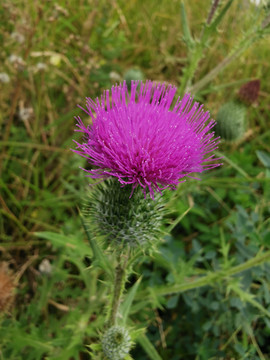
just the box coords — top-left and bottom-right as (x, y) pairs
(179, 46), (204, 95)
(206, 0), (221, 25)
(108, 254), (128, 327)
(179, 0), (226, 95)
(136, 250), (270, 299)
(187, 27), (266, 94)
(187, 45), (247, 94)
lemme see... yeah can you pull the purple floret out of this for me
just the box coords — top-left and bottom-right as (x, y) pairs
(73, 80), (221, 199)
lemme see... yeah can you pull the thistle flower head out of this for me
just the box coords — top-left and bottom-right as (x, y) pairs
(73, 81), (220, 199)
(101, 325), (132, 360)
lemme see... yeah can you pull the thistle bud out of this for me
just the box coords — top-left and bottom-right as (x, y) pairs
(215, 101), (246, 141)
(85, 178), (164, 248)
(101, 325), (132, 360)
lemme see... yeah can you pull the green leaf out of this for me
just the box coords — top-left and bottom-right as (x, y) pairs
(120, 276), (142, 324)
(229, 282), (270, 319)
(180, 1), (194, 49)
(9, 330), (53, 352)
(79, 212), (114, 279)
(34, 231), (90, 257)
(137, 333), (163, 360)
(256, 150), (270, 168)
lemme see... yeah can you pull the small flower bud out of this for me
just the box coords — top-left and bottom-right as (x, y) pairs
(102, 326), (132, 360)
(215, 101), (246, 141)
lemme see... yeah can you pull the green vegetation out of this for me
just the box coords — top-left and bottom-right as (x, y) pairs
(0, 0), (270, 359)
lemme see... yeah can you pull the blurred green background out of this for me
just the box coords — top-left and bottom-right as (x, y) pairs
(1, 0), (270, 359)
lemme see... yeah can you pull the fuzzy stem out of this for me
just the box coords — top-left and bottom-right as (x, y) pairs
(136, 250), (270, 299)
(187, 31), (260, 94)
(179, 0), (221, 95)
(179, 46), (204, 95)
(108, 254), (129, 327)
(188, 11), (270, 95)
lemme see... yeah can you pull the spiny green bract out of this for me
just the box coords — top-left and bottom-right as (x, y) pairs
(85, 179), (164, 248)
(102, 325), (132, 360)
(215, 101), (246, 141)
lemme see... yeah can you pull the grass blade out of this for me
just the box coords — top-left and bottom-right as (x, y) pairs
(137, 333), (163, 360)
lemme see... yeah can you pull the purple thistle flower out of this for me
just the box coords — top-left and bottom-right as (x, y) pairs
(73, 81), (221, 199)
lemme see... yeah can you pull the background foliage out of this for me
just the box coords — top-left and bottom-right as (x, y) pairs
(0, 0), (270, 359)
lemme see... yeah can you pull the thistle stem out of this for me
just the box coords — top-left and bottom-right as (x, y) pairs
(108, 253), (129, 327)
(206, 0), (221, 25)
(187, 33), (258, 94)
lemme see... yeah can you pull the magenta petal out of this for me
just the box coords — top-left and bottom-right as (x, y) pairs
(72, 81), (221, 198)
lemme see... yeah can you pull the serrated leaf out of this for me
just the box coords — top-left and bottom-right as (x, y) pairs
(231, 284), (270, 319)
(120, 276), (142, 324)
(89, 343), (102, 351)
